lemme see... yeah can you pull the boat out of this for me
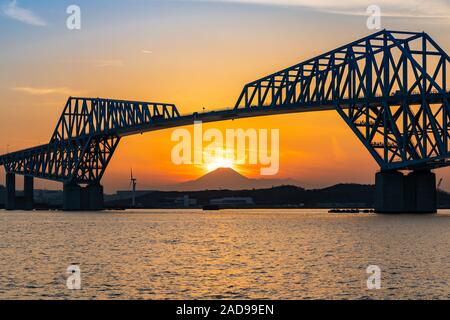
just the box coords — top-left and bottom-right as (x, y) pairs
(202, 205), (220, 211)
(328, 208), (360, 213)
(328, 208), (375, 214)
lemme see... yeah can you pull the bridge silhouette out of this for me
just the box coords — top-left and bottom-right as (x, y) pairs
(0, 30), (449, 212)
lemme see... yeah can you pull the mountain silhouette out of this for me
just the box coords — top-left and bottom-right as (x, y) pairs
(161, 167), (302, 191)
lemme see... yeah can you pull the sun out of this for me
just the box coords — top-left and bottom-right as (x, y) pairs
(206, 157), (234, 172)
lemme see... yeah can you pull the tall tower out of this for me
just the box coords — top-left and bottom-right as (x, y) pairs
(130, 169), (137, 207)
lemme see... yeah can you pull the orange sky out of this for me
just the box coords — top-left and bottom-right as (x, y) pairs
(0, 1), (449, 192)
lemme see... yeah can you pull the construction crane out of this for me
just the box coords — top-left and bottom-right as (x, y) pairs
(130, 168), (137, 207)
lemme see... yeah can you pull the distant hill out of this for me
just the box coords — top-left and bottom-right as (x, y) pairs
(105, 168), (450, 209)
(159, 167), (303, 191)
(105, 183), (450, 209)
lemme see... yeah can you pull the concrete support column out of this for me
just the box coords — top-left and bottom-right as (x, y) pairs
(63, 183), (104, 211)
(375, 170), (437, 214)
(24, 176), (34, 211)
(374, 171), (405, 213)
(63, 183), (81, 211)
(406, 170), (436, 213)
(5, 172), (15, 210)
(86, 184), (104, 211)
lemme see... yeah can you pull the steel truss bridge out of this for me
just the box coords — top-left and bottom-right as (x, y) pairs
(0, 30), (449, 212)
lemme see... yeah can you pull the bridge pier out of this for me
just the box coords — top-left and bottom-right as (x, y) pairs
(375, 170), (436, 214)
(5, 173), (34, 210)
(5, 173), (16, 210)
(405, 171), (436, 213)
(63, 183), (81, 211)
(24, 176), (34, 211)
(63, 183), (104, 211)
(86, 184), (104, 211)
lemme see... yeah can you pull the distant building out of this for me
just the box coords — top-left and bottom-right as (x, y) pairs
(34, 190), (63, 206)
(174, 195), (197, 208)
(0, 187), (63, 207)
(105, 190), (154, 202)
(210, 197), (254, 206)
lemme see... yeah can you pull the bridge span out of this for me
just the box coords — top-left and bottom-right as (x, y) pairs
(0, 30), (449, 213)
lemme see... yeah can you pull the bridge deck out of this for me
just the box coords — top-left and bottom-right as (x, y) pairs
(0, 92), (444, 164)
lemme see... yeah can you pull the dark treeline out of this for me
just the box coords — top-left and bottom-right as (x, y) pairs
(105, 184), (450, 209)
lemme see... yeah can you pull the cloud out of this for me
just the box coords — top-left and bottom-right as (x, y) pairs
(58, 58), (125, 68)
(201, 0), (450, 18)
(2, 0), (46, 26)
(142, 50), (153, 54)
(94, 59), (124, 68)
(11, 87), (82, 96)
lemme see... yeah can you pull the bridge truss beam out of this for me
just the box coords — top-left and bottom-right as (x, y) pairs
(0, 98), (180, 185)
(235, 30), (450, 171)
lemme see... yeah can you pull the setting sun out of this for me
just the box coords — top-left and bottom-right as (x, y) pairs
(206, 157), (234, 172)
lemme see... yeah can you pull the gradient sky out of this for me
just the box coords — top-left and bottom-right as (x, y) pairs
(0, 0), (449, 192)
